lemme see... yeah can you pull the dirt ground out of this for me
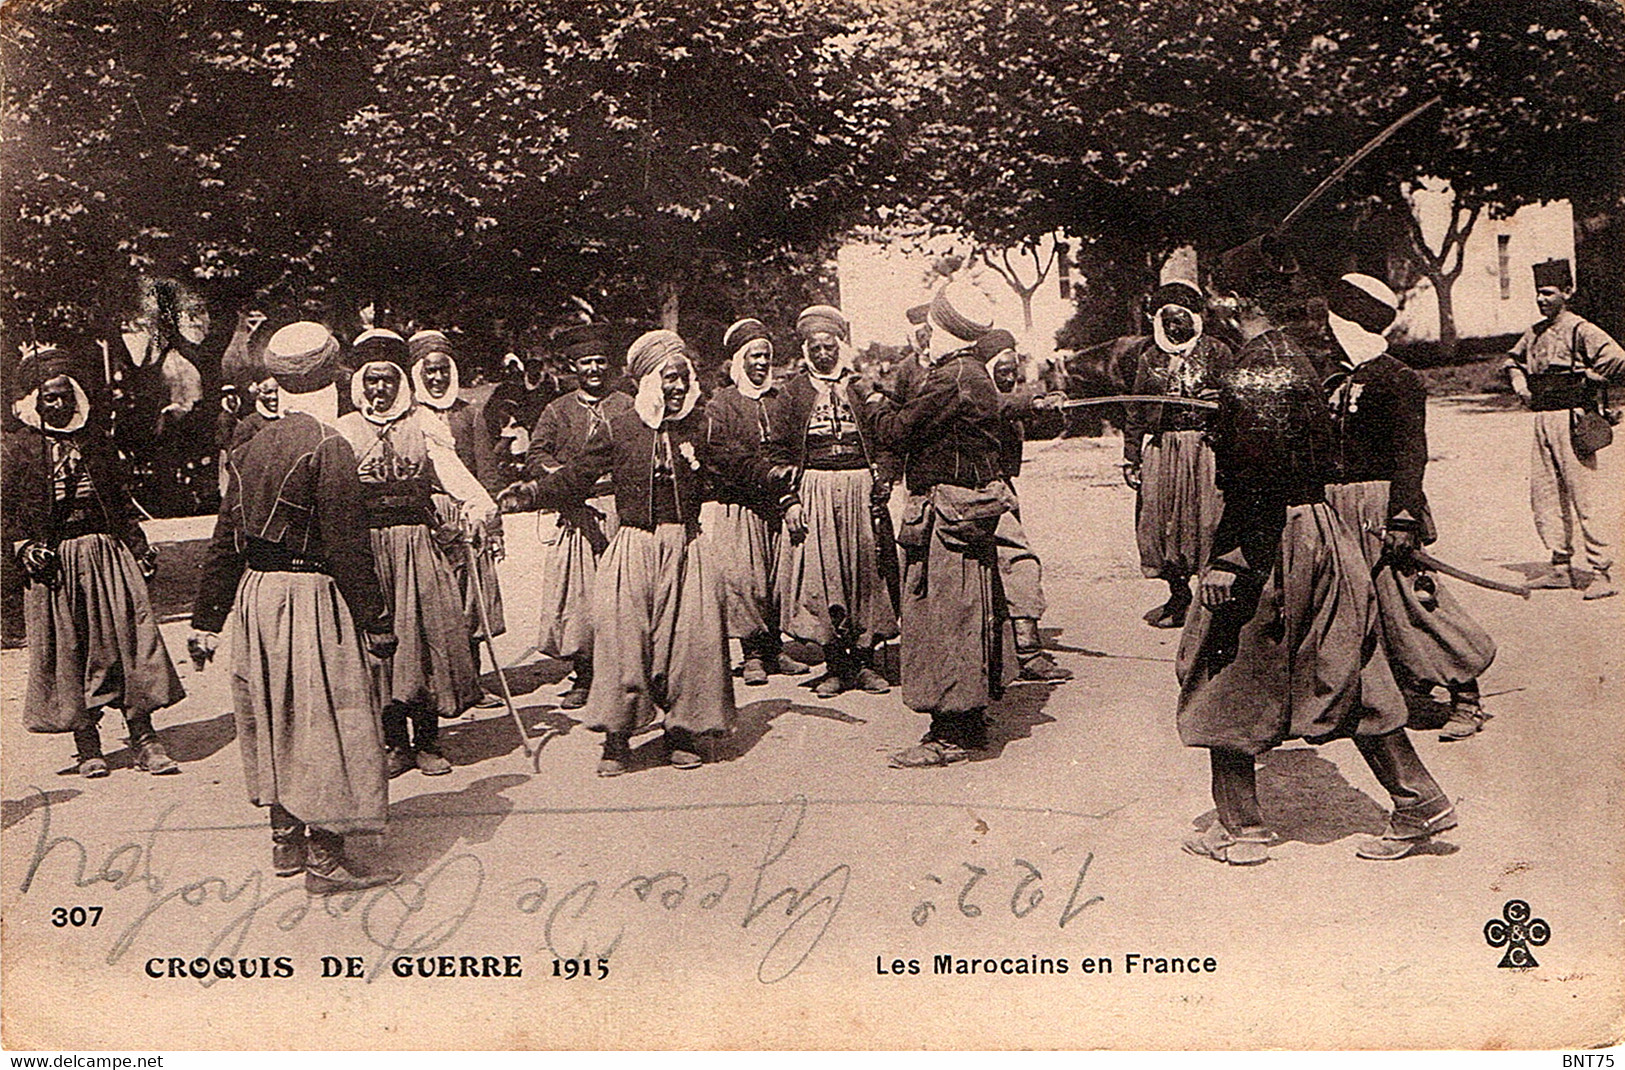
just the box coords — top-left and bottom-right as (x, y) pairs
(2, 398), (1621, 1050)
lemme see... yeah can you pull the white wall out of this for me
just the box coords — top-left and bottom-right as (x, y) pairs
(1392, 182), (1574, 344)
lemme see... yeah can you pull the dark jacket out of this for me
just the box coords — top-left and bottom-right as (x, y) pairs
(535, 406), (776, 533)
(873, 352), (1005, 494)
(704, 383), (785, 517)
(1326, 352), (1432, 538)
(994, 382), (1047, 480)
(192, 412), (388, 635)
(1207, 329), (1335, 575)
(1122, 335), (1233, 466)
(445, 397), (505, 495)
(2, 425), (148, 556)
(766, 371), (891, 493)
(524, 389), (635, 499)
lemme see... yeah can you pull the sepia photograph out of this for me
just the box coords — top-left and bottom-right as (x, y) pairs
(1, 0), (1622, 1052)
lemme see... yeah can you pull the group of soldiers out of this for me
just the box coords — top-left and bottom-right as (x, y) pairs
(6, 237), (1620, 890)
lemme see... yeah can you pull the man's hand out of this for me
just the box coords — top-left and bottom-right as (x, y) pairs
(487, 530), (506, 562)
(783, 502), (808, 543)
(1200, 568), (1237, 609)
(1509, 370), (1533, 405)
(17, 541), (58, 584)
(1121, 462), (1142, 490)
(187, 630), (219, 671)
(1382, 526), (1421, 562)
(1033, 391), (1068, 411)
(496, 481), (534, 513)
(365, 631), (399, 660)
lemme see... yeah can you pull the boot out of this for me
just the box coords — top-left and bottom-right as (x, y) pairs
(304, 828), (399, 895)
(850, 649), (891, 694)
(666, 727), (703, 770)
(270, 805), (306, 877)
(561, 656), (592, 709)
(741, 636), (770, 686)
(889, 711), (986, 768)
(73, 723), (108, 779)
(597, 732), (631, 778)
(1439, 687), (1487, 742)
(1583, 567), (1617, 601)
(125, 712), (178, 774)
(1528, 557), (1575, 590)
(1014, 619), (1073, 681)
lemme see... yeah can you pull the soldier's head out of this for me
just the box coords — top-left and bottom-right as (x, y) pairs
(37, 374), (78, 429)
(661, 356), (692, 416)
(1532, 259), (1574, 321)
(362, 362), (402, 412)
(555, 323), (617, 398)
(797, 305), (850, 377)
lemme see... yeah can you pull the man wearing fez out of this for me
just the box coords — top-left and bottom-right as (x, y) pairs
(1177, 237), (1456, 865)
(1503, 257), (1625, 600)
(872, 282), (1019, 767)
(703, 318), (811, 685)
(501, 322), (635, 709)
(1121, 280), (1232, 629)
(336, 328), (498, 777)
(981, 329), (1073, 682)
(769, 304), (899, 699)
(191, 322), (400, 893)
(1322, 273), (1496, 742)
(6, 343), (184, 778)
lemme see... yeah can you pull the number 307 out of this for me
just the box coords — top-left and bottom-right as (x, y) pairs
(553, 958), (608, 980)
(51, 906), (102, 927)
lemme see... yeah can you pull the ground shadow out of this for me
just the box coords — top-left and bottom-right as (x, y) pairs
(1500, 560), (1596, 588)
(380, 773), (531, 878)
(976, 680), (1060, 761)
(92, 710), (238, 773)
(488, 658), (573, 699)
(2, 788), (83, 831)
(1257, 746), (1389, 844)
(710, 698), (867, 765)
(1044, 639), (1175, 664)
(438, 706), (577, 768)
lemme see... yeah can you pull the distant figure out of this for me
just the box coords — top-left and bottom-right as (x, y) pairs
(1121, 282), (1230, 629)
(702, 318), (810, 685)
(1502, 257), (1625, 600)
(5, 344), (184, 778)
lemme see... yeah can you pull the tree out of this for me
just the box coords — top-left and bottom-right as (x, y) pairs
(1396, 178), (1481, 357)
(977, 233), (1061, 332)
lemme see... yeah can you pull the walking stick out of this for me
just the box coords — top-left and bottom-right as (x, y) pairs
(464, 537), (537, 764)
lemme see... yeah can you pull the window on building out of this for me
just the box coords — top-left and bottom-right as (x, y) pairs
(1498, 234), (1512, 301)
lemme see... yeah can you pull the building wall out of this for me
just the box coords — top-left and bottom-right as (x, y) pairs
(1392, 185), (1575, 344)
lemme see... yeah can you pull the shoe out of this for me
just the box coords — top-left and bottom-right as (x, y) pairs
(132, 736), (179, 775)
(1355, 799), (1458, 860)
(474, 691), (504, 709)
(1439, 694), (1487, 742)
(1018, 652), (1074, 681)
(77, 756), (110, 779)
(814, 673), (847, 699)
(271, 838), (306, 878)
(415, 750), (452, 776)
(385, 747), (414, 779)
(560, 685), (590, 710)
(597, 733), (630, 777)
(741, 657), (769, 686)
(1149, 606), (1187, 628)
(666, 731), (703, 770)
(1583, 568), (1617, 600)
(773, 653), (811, 676)
(1527, 563), (1575, 590)
(304, 830), (400, 895)
(852, 667), (891, 694)
(1182, 823), (1271, 865)
(888, 740), (973, 768)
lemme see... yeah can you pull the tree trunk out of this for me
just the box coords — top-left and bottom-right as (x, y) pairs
(1020, 290), (1035, 332)
(660, 280), (680, 331)
(1433, 274), (1459, 361)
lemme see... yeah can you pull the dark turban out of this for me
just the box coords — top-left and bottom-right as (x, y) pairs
(555, 322), (618, 365)
(973, 328), (1018, 363)
(796, 305), (849, 342)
